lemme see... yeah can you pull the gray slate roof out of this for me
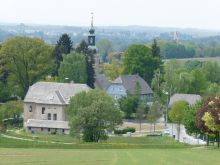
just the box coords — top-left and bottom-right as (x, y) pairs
(112, 75), (153, 95)
(24, 82), (90, 105)
(169, 94), (202, 107)
(25, 119), (69, 129)
(95, 74), (110, 90)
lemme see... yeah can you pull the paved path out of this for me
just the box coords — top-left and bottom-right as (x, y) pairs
(0, 133), (75, 145)
(167, 123), (206, 145)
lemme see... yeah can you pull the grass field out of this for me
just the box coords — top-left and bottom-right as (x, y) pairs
(1, 148), (220, 165)
(1, 133), (220, 165)
(0, 135), (189, 149)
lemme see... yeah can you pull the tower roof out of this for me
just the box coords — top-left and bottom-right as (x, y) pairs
(89, 12), (95, 34)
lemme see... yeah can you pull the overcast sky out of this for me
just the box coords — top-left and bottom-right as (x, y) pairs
(1, 0), (220, 30)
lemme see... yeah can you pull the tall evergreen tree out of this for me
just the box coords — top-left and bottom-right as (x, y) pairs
(76, 40), (95, 88)
(152, 39), (160, 58)
(52, 33), (73, 76)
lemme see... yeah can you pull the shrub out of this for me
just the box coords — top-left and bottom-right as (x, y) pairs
(114, 127), (136, 134)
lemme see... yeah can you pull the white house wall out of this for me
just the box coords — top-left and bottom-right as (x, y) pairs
(106, 84), (127, 99)
(24, 103), (66, 123)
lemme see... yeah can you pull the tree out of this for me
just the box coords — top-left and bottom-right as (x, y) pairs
(151, 69), (163, 102)
(183, 101), (202, 135)
(58, 52), (87, 83)
(122, 44), (162, 84)
(202, 61), (220, 84)
(147, 101), (162, 133)
(119, 95), (137, 119)
(169, 101), (189, 141)
(52, 33), (73, 76)
(101, 53), (122, 80)
(205, 83), (220, 97)
(200, 97), (220, 147)
(0, 82), (10, 102)
(196, 99), (216, 146)
(0, 36), (54, 98)
(76, 40), (95, 88)
(136, 100), (148, 132)
(96, 39), (113, 62)
(0, 100), (23, 130)
(66, 90), (122, 142)
(151, 39), (160, 58)
(119, 82), (142, 119)
(190, 69), (208, 95)
(162, 60), (182, 96)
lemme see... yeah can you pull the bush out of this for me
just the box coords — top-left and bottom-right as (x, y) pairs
(114, 127), (136, 135)
(123, 127), (136, 133)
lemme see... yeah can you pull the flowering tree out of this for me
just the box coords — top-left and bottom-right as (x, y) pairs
(200, 97), (220, 147)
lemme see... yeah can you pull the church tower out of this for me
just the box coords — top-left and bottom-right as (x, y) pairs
(88, 12), (96, 48)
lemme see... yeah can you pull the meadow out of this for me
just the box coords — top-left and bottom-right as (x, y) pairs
(1, 147), (220, 165)
(1, 133), (220, 165)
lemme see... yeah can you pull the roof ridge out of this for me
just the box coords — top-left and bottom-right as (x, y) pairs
(55, 90), (66, 104)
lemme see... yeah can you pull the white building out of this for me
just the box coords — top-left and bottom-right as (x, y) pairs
(23, 82), (90, 134)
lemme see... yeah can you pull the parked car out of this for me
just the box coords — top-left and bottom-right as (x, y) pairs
(163, 129), (170, 135)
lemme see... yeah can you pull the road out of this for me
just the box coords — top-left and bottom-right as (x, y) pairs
(167, 123), (206, 145)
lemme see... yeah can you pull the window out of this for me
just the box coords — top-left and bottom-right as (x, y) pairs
(42, 107), (45, 114)
(48, 128), (50, 132)
(48, 113), (51, 120)
(53, 114), (57, 121)
(41, 128), (43, 132)
(29, 105), (32, 112)
(28, 127), (31, 131)
(62, 129), (65, 133)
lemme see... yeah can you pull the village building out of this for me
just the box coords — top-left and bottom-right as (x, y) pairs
(95, 74), (110, 90)
(169, 93), (202, 107)
(106, 75), (153, 102)
(23, 82), (90, 134)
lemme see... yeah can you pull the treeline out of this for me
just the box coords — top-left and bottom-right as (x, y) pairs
(159, 36), (220, 59)
(152, 59), (220, 105)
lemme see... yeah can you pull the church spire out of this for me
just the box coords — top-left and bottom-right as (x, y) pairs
(91, 12), (94, 28)
(89, 12), (95, 35)
(88, 12), (95, 47)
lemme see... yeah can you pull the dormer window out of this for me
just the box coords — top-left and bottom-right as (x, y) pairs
(29, 105), (32, 112)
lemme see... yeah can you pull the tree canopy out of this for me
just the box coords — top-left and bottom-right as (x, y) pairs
(58, 52), (87, 83)
(52, 33), (72, 76)
(0, 36), (54, 97)
(122, 44), (162, 84)
(66, 90), (122, 142)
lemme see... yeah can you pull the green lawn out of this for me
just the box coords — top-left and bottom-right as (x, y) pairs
(0, 148), (220, 165)
(0, 135), (189, 149)
(1, 133), (220, 164)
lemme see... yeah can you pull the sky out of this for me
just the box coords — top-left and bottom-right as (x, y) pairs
(1, 0), (220, 30)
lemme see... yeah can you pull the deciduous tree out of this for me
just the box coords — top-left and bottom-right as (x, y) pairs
(0, 36), (54, 98)
(169, 100), (189, 141)
(147, 101), (162, 133)
(122, 44), (162, 84)
(66, 90), (122, 142)
(58, 52), (87, 83)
